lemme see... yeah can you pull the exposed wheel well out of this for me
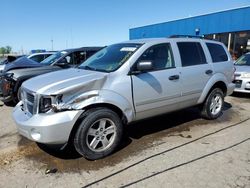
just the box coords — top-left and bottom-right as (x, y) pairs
(67, 103), (127, 146)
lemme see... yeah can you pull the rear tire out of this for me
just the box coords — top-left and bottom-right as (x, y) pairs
(74, 108), (123, 160)
(200, 88), (224, 120)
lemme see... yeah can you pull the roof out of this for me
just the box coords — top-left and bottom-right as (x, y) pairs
(28, 52), (56, 56)
(64, 46), (104, 52)
(123, 36), (222, 45)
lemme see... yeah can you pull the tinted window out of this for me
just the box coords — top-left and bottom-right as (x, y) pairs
(61, 53), (74, 65)
(177, 42), (206, 67)
(137, 43), (175, 70)
(73, 51), (97, 65)
(206, 43), (228, 62)
(44, 54), (52, 59)
(29, 55), (45, 62)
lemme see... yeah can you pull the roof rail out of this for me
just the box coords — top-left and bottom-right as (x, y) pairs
(169, 35), (205, 39)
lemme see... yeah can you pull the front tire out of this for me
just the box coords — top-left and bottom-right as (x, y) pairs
(13, 86), (22, 104)
(201, 88), (224, 120)
(74, 108), (123, 160)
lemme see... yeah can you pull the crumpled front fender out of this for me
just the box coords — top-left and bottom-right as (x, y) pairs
(53, 89), (135, 123)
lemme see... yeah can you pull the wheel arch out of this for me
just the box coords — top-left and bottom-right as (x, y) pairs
(67, 102), (129, 146)
(198, 74), (228, 104)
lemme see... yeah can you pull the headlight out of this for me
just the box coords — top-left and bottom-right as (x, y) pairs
(241, 73), (250, 78)
(39, 96), (52, 113)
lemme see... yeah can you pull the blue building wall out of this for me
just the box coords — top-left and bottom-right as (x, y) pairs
(129, 6), (250, 39)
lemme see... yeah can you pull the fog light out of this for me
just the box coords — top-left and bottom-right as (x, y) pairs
(246, 82), (250, 89)
(30, 128), (41, 141)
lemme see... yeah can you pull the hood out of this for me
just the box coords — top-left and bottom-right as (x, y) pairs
(23, 68), (108, 95)
(4, 57), (42, 72)
(235, 65), (250, 74)
(8, 66), (61, 80)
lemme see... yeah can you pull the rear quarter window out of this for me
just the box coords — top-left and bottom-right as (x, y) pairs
(206, 43), (228, 62)
(177, 42), (206, 67)
(29, 55), (45, 63)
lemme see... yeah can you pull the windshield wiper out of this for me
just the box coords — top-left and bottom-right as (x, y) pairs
(80, 65), (96, 71)
(79, 65), (109, 72)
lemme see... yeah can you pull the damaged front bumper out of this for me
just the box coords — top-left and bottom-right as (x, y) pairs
(13, 101), (84, 144)
(0, 73), (15, 102)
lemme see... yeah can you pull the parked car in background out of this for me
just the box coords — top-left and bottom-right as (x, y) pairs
(233, 52), (250, 93)
(13, 37), (235, 160)
(0, 47), (102, 104)
(0, 55), (24, 72)
(0, 52), (55, 73)
(27, 52), (56, 63)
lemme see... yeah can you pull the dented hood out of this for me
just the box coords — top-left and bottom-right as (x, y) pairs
(22, 68), (108, 95)
(4, 57), (42, 72)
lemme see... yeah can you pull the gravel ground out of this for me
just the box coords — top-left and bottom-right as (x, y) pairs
(0, 94), (249, 188)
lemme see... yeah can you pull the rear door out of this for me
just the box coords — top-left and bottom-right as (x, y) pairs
(132, 43), (182, 120)
(176, 41), (213, 106)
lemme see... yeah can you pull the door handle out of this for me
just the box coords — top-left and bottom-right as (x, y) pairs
(205, 70), (213, 75)
(169, 75), (179, 80)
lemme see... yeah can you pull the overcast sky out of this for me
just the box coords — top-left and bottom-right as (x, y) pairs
(1, 0), (249, 53)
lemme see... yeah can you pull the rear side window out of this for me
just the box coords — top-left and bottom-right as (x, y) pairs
(29, 55), (45, 62)
(177, 42), (206, 67)
(206, 43), (228, 62)
(44, 54), (52, 59)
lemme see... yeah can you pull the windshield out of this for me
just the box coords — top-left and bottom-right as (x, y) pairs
(235, 54), (250, 66)
(40, 51), (68, 65)
(78, 43), (142, 72)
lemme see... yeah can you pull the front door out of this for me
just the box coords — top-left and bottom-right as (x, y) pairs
(131, 43), (182, 120)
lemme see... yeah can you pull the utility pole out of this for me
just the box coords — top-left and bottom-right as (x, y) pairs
(51, 39), (54, 51)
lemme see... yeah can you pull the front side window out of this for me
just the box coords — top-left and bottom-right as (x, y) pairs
(136, 43), (175, 70)
(73, 51), (96, 65)
(235, 54), (250, 66)
(206, 43), (228, 62)
(177, 42), (206, 67)
(64, 53), (73, 65)
(78, 43), (142, 72)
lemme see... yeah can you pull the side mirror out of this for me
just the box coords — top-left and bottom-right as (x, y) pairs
(137, 61), (153, 72)
(55, 58), (68, 66)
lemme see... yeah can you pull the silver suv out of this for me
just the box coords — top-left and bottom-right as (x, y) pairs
(13, 37), (235, 160)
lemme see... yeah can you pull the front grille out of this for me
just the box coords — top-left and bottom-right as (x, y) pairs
(26, 92), (35, 103)
(22, 89), (35, 115)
